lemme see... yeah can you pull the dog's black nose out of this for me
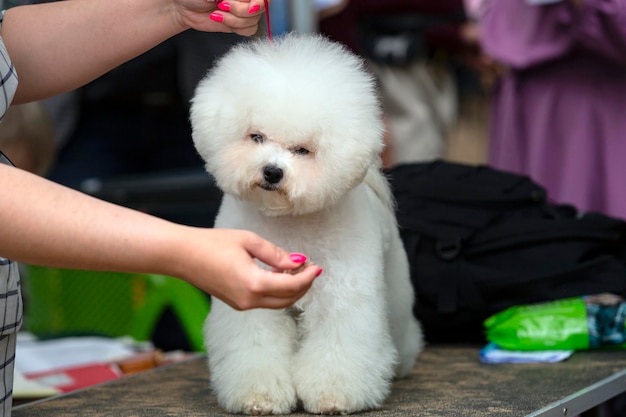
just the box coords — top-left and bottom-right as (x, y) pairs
(263, 165), (283, 184)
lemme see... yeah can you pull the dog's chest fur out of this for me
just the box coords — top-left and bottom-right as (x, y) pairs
(215, 181), (390, 308)
(216, 182), (386, 260)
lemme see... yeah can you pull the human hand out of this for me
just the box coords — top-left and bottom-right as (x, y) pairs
(173, 0), (269, 36)
(176, 228), (322, 311)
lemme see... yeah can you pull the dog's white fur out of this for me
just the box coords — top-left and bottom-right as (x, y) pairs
(190, 33), (423, 415)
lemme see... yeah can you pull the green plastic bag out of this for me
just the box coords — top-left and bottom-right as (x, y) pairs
(484, 294), (626, 351)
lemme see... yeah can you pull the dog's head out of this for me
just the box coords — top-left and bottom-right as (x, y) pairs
(190, 33), (384, 216)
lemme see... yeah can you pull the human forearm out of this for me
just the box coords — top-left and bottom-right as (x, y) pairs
(2, 0), (265, 103)
(2, 0), (188, 102)
(0, 163), (180, 274)
(0, 164), (321, 309)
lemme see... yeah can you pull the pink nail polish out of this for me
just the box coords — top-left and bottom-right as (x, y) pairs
(289, 253), (307, 263)
(217, 2), (230, 11)
(210, 12), (224, 22)
(315, 268), (323, 277)
(248, 4), (261, 14)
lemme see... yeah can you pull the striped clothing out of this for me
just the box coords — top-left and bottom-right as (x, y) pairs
(0, 8), (24, 417)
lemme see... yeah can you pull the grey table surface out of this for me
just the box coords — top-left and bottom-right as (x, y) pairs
(13, 345), (626, 417)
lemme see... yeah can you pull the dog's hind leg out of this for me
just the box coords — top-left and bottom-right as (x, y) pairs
(385, 231), (424, 378)
(204, 299), (298, 415)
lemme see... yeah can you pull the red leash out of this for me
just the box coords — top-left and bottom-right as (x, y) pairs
(263, 0), (272, 42)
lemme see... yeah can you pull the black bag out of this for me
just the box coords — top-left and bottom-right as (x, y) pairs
(387, 160), (626, 344)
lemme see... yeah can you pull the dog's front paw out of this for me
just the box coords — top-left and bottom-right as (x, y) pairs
(212, 362), (298, 415)
(302, 395), (353, 415)
(300, 391), (387, 415)
(240, 392), (297, 416)
(293, 341), (394, 414)
(217, 389), (297, 416)
(295, 373), (389, 415)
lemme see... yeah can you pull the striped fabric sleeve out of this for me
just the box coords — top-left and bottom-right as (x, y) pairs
(0, 10), (19, 123)
(0, 12), (23, 411)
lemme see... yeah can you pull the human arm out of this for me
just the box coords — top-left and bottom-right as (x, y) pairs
(0, 164), (320, 310)
(1, 0), (267, 103)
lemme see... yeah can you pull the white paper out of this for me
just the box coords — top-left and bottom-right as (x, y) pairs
(16, 334), (140, 374)
(13, 370), (60, 399)
(480, 343), (574, 364)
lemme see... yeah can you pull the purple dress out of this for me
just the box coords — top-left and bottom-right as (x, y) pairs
(479, 0), (626, 219)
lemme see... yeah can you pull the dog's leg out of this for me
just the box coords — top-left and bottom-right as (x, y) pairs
(204, 299), (298, 415)
(385, 232), (424, 378)
(291, 282), (397, 415)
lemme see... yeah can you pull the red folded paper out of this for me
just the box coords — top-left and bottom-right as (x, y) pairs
(25, 363), (122, 393)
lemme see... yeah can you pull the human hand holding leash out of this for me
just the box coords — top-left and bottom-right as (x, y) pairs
(174, 0), (268, 36)
(2, 0), (269, 103)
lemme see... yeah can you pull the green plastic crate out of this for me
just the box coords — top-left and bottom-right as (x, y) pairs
(23, 266), (211, 352)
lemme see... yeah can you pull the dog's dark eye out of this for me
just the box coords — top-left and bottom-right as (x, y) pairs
(293, 147), (310, 156)
(250, 133), (264, 144)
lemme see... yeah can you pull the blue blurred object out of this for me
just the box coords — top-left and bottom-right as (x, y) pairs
(269, 0), (291, 35)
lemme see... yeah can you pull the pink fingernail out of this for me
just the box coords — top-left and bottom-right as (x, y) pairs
(315, 268), (323, 277)
(289, 253), (307, 263)
(217, 1), (230, 11)
(248, 4), (261, 14)
(210, 12), (224, 22)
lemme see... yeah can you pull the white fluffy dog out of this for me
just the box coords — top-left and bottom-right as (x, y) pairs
(190, 33), (423, 415)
